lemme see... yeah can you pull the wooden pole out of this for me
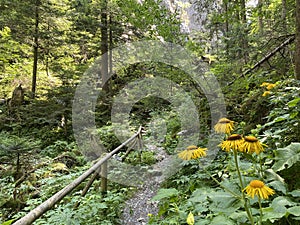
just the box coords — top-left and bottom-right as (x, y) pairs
(101, 160), (108, 194)
(12, 126), (142, 225)
(74, 167), (101, 209)
(121, 138), (137, 161)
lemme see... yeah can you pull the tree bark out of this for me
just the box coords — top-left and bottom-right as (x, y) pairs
(100, 161), (108, 194)
(240, 0), (249, 61)
(223, 0), (229, 55)
(31, 0), (40, 99)
(295, 0), (300, 80)
(282, 0), (287, 31)
(258, 0), (264, 35)
(100, 0), (109, 92)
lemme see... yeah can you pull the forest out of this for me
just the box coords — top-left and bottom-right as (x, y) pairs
(0, 0), (300, 224)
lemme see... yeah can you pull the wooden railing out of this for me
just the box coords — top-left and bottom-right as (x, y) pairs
(12, 126), (143, 225)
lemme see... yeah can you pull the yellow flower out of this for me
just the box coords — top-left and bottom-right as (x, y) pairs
(242, 136), (265, 154)
(262, 91), (270, 96)
(243, 180), (275, 199)
(178, 145), (207, 160)
(260, 82), (270, 87)
(261, 82), (276, 96)
(219, 134), (244, 152)
(186, 212), (194, 225)
(193, 147), (207, 159)
(214, 118), (235, 134)
(266, 83), (276, 90)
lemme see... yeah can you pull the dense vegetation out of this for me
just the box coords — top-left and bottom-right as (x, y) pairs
(0, 0), (299, 224)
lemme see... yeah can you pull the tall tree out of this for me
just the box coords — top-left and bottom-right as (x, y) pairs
(257, 0), (264, 35)
(295, 0), (300, 80)
(240, 0), (249, 62)
(223, 0), (230, 55)
(31, 0), (40, 98)
(100, 0), (109, 92)
(100, 0), (109, 192)
(282, 0), (287, 30)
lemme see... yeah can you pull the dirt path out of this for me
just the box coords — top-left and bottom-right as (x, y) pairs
(120, 145), (173, 224)
(121, 175), (161, 224)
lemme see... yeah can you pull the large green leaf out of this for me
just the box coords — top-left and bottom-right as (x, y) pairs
(0, 220), (14, 225)
(268, 180), (287, 194)
(208, 190), (242, 213)
(229, 211), (248, 224)
(262, 207), (287, 223)
(189, 188), (213, 203)
(288, 98), (300, 107)
(210, 215), (235, 225)
(195, 219), (210, 225)
(274, 114), (290, 122)
(272, 143), (300, 172)
(289, 189), (300, 197)
(152, 188), (178, 201)
(288, 206), (300, 217)
(271, 196), (296, 209)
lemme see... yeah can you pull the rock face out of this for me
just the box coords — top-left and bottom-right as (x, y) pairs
(162, 0), (214, 33)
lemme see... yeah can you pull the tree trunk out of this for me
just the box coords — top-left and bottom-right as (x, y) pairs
(282, 0), (287, 31)
(32, 0), (40, 99)
(295, 0), (300, 80)
(100, 1), (109, 185)
(223, 0), (229, 55)
(240, 0), (249, 62)
(100, 0), (109, 92)
(109, 15), (113, 80)
(258, 0), (264, 35)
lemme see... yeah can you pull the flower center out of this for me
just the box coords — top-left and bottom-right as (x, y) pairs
(249, 180), (265, 188)
(227, 134), (242, 141)
(245, 136), (258, 142)
(187, 145), (198, 150)
(218, 118), (231, 124)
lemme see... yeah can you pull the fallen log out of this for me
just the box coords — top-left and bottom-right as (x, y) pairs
(228, 35), (295, 85)
(244, 35), (295, 75)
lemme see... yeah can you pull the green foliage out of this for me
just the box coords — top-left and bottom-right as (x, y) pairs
(0, 132), (40, 176)
(152, 188), (179, 201)
(150, 116), (300, 225)
(96, 125), (122, 151)
(32, 190), (126, 225)
(259, 79), (300, 147)
(42, 140), (77, 157)
(0, 219), (14, 225)
(116, 0), (181, 42)
(272, 143), (300, 172)
(0, 0), (299, 224)
(124, 150), (156, 165)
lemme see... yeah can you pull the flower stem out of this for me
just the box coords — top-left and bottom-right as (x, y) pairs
(198, 159), (241, 199)
(206, 170), (241, 199)
(259, 155), (264, 179)
(233, 150), (254, 225)
(258, 196), (263, 225)
(233, 150), (244, 188)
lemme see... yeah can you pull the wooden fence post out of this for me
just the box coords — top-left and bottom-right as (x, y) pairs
(101, 160), (108, 194)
